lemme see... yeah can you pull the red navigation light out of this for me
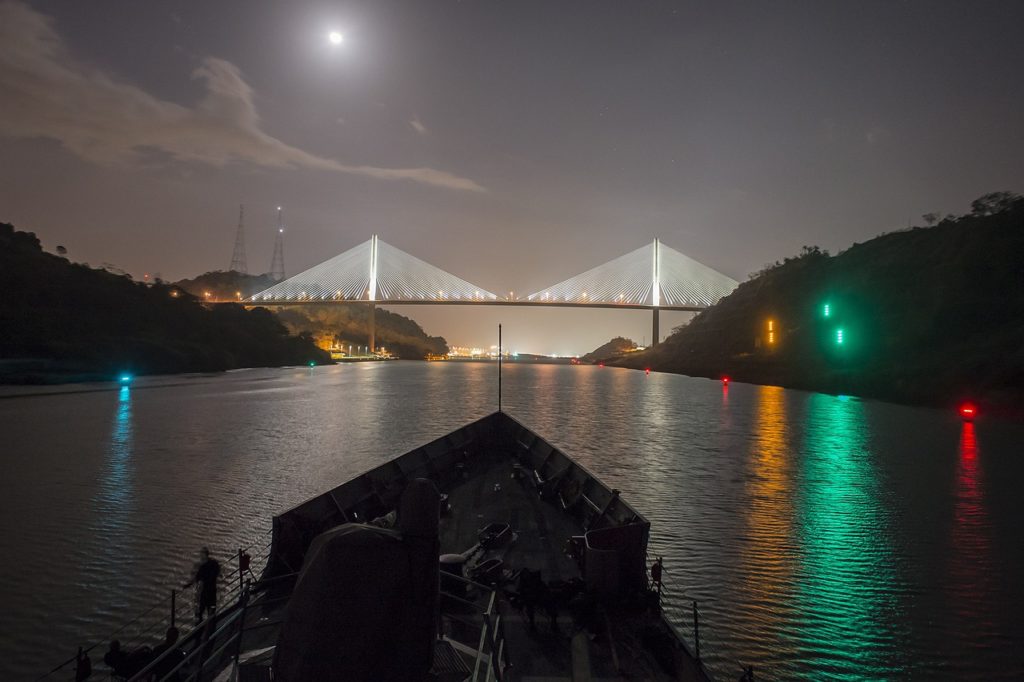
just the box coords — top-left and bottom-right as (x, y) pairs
(645, 368), (650, 375)
(598, 362), (604, 368)
(722, 376), (730, 385)
(959, 403), (977, 420)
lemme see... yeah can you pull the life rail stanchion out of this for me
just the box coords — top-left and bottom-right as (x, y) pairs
(693, 600), (701, 663)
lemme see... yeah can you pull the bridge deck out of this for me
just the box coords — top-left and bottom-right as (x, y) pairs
(236, 299), (703, 312)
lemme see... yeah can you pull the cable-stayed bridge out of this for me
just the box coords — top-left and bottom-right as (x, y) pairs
(249, 235), (737, 349)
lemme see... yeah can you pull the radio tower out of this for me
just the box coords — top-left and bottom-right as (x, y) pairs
(229, 204), (247, 274)
(270, 206), (285, 281)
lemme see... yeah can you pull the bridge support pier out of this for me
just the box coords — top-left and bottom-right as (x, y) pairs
(652, 307), (660, 346)
(368, 303), (376, 354)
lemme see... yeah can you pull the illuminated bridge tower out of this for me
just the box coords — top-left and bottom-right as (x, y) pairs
(270, 206), (285, 281)
(368, 234), (378, 352)
(652, 237), (661, 345)
(250, 234), (500, 354)
(525, 237), (738, 347)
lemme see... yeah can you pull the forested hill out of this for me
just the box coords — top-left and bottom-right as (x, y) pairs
(614, 193), (1024, 414)
(174, 272), (450, 359)
(0, 223), (328, 383)
(581, 337), (638, 364)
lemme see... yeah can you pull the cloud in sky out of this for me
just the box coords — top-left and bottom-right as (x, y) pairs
(409, 115), (428, 135)
(0, 1), (484, 192)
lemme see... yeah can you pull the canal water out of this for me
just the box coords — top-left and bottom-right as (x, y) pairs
(1, 362), (1021, 680)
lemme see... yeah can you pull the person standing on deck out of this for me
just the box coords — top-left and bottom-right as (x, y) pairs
(182, 547), (221, 623)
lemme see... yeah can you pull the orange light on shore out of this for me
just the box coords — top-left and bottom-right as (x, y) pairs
(959, 403), (977, 420)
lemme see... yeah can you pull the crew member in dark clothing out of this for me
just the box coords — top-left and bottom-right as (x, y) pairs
(103, 640), (128, 676)
(150, 626), (185, 680)
(183, 547), (221, 624)
(103, 640), (151, 678)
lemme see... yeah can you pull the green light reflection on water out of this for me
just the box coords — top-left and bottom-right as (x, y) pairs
(793, 393), (898, 679)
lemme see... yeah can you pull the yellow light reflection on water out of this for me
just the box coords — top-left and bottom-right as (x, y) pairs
(740, 386), (797, 632)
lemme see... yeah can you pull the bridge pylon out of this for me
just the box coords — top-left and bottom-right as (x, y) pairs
(368, 303), (376, 353)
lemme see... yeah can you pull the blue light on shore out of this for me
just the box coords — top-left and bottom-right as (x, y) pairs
(119, 374), (133, 384)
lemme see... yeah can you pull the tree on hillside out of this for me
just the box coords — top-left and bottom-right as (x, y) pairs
(970, 191), (1020, 217)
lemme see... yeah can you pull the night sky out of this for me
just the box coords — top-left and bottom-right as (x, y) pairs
(2, 1), (1022, 353)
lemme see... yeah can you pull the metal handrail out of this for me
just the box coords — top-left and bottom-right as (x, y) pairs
(43, 531), (273, 680)
(650, 555), (756, 681)
(130, 586), (250, 682)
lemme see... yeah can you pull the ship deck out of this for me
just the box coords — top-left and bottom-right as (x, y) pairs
(122, 412), (713, 682)
(437, 445), (716, 682)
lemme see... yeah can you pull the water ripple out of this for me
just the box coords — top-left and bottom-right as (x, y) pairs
(1, 364), (1022, 680)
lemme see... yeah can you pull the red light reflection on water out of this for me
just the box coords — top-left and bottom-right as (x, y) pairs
(948, 421), (990, 615)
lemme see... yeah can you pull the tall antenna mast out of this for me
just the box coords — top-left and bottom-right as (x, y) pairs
(230, 204), (247, 274)
(270, 206), (285, 281)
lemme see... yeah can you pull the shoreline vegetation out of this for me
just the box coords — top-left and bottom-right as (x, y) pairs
(0, 222), (329, 385)
(0, 221), (451, 385)
(609, 192), (1024, 417)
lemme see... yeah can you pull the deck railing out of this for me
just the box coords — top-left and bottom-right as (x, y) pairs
(650, 556), (755, 682)
(439, 571), (510, 682)
(40, 530), (274, 682)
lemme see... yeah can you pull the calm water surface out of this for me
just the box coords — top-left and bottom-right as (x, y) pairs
(1, 363), (1022, 680)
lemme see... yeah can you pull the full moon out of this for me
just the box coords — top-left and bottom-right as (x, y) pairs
(328, 31), (343, 45)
